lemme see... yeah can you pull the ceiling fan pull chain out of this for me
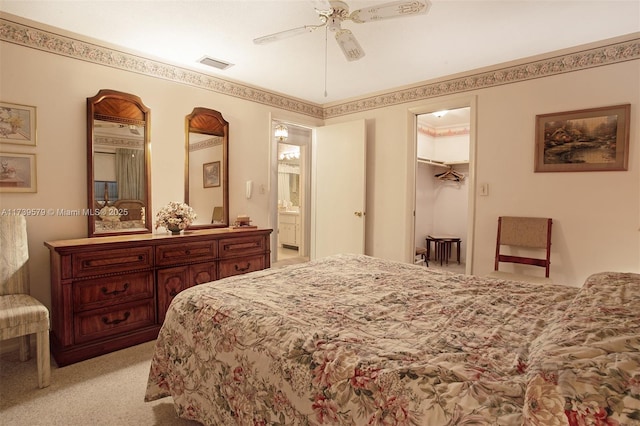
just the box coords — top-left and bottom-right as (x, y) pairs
(324, 26), (328, 98)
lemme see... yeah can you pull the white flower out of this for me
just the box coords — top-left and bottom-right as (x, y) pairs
(155, 201), (197, 231)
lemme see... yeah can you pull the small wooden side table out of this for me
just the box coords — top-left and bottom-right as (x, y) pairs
(426, 235), (461, 266)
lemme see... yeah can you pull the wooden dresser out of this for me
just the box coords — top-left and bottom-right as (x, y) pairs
(45, 228), (271, 366)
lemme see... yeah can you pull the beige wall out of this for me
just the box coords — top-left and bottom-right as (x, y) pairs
(0, 41), (321, 308)
(325, 59), (639, 287)
(0, 31), (638, 317)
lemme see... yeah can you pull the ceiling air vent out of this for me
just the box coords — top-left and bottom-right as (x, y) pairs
(198, 56), (234, 70)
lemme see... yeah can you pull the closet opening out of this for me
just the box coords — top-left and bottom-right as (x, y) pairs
(415, 106), (471, 274)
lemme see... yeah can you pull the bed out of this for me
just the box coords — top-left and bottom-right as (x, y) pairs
(145, 254), (640, 425)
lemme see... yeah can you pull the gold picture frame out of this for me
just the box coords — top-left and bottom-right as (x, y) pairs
(0, 102), (37, 146)
(535, 104), (630, 172)
(0, 152), (37, 192)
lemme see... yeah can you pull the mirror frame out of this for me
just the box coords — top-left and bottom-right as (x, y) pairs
(184, 107), (229, 229)
(87, 89), (152, 237)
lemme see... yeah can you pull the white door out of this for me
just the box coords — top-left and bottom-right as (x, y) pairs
(312, 119), (366, 259)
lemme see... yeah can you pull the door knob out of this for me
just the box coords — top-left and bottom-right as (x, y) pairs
(354, 211), (364, 217)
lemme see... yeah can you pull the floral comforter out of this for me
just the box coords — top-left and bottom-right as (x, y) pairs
(523, 272), (640, 426)
(145, 254), (640, 425)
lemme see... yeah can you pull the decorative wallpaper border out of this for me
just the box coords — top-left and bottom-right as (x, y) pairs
(1, 16), (638, 120)
(94, 137), (142, 149)
(325, 37), (639, 118)
(189, 136), (223, 152)
(0, 16), (324, 119)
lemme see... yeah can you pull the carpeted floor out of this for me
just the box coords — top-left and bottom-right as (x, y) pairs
(0, 340), (200, 425)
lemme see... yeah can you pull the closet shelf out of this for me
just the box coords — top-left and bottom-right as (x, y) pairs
(417, 157), (469, 168)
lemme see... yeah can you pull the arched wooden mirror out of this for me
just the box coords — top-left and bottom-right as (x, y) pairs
(185, 107), (229, 228)
(87, 89), (152, 237)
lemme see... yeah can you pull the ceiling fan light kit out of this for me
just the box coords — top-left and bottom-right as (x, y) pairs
(253, 0), (430, 62)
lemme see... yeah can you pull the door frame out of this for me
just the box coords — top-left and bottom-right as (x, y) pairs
(408, 95), (478, 274)
(269, 118), (313, 264)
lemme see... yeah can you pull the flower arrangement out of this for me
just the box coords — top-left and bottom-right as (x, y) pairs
(155, 201), (196, 233)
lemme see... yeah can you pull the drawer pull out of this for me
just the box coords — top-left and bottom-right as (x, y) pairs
(234, 263), (251, 272)
(102, 311), (130, 325)
(185, 250), (191, 255)
(101, 283), (129, 296)
(169, 289), (179, 297)
(138, 255), (144, 261)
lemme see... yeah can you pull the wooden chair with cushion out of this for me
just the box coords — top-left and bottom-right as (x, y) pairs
(487, 216), (553, 285)
(114, 199), (144, 221)
(415, 246), (428, 266)
(0, 215), (51, 388)
(211, 206), (224, 224)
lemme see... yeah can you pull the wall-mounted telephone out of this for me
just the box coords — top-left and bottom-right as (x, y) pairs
(246, 180), (253, 199)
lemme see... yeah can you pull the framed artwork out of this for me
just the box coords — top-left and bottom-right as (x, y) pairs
(203, 161), (220, 188)
(535, 104), (630, 172)
(0, 152), (37, 192)
(0, 102), (37, 146)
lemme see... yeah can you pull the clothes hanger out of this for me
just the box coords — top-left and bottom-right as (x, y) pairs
(435, 166), (465, 182)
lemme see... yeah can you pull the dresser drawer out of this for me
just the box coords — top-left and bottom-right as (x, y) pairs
(74, 299), (155, 344)
(73, 271), (154, 312)
(219, 255), (266, 279)
(72, 246), (153, 278)
(46, 228), (272, 365)
(219, 234), (266, 258)
(156, 240), (217, 266)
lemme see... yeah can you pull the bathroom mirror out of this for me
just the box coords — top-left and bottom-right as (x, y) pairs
(87, 89), (152, 237)
(185, 107), (229, 228)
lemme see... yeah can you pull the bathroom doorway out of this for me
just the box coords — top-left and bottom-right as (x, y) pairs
(273, 121), (311, 266)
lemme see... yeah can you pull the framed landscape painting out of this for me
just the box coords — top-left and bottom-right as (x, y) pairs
(535, 104), (630, 172)
(0, 102), (37, 146)
(203, 161), (220, 188)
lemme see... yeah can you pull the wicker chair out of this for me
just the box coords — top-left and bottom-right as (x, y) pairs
(0, 215), (50, 388)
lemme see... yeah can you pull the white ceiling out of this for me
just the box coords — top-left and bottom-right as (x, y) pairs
(418, 106), (469, 127)
(2, 1), (639, 105)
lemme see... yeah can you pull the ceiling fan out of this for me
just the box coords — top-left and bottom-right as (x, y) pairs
(253, 0), (431, 62)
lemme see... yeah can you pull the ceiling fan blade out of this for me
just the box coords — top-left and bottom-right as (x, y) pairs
(349, 0), (430, 23)
(253, 25), (323, 45)
(335, 29), (365, 61)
